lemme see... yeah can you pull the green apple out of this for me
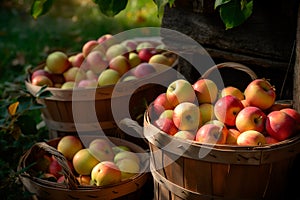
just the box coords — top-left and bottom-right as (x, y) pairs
(105, 44), (128, 61)
(91, 161), (121, 186)
(199, 103), (214, 125)
(112, 145), (131, 155)
(158, 109), (174, 120)
(61, 81), (75, 89)
(46, 51), (70, 74)
(114, 151), (140, 165)
(115, 158), (140, 180)
(109, 55), (130, 76)
(63, 67), (86, 82)
(148, 54), (170, 66)
(89, 138), (115, 162)
(128, 52), (141, 68)
(97, 69), (120, 87)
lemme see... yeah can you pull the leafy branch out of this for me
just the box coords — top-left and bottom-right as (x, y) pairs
(30, 0), (253, 29)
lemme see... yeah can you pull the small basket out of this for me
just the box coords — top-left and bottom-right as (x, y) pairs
(18, 136), (151, 200)
(144, 62), (300, 199)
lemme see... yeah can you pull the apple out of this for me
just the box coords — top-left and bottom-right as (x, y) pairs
(173, 102), (200, 131)
(57, 175), (65, 183)
(82, 40), (99, 57)
(109, 55), (130, 76)
(166, 79), (196, 107)
(34, 154), (52, 172)
(136, 41), (155, 52)
(138, 48), (156, 62)
(49, 157), (73, 178)
(265, 136), (279, 144)
(193, 78), (218, 104)
(97, 34), (114, 44)
(69, 52), (84, 68)
(114, 151), (140, 165)
(63, 67), (87, 82)
(121, 75), (138, 82)
(214, 95), (244, 126)
(57, 135), (83, 161)
(88, 138), (115, 162)
(85, 70), (98, 80)
(158, 109), (174, 120)
(148, 54), (170, 66)
(220, 86), (244, 100)
(46, 51), (70, 74)
(97, 69), (120, 87)
(77, 175), (92, 186)
(199, 103), (214, 125)
(61, 81), (75, 89)
(173, 130), (196, 140)
(31, 69), (52, 81)
(72, 148), (99, 175)
(195, 123), (228, 144)
(244, 78), (276, 110)
(112, 145), (131, 155)
(83, 51), (108, 74)
(115, 158), (140, 180)
(241, 99), (250, 107)
(148, 103), (165, 122)
(265, 110), (296, 141)
(128, 52), (141, 68)
(236, 130), (266, 146)
(105, 44), (128, 61)
(91, 161), (121, 186)
(153, 93), (174, 111)
(132, 63), (156, 78)
(280, 108), (300, 130)
(97, 34), (115, 50)
(153, 117), (178, 136)
(235, 106), (266, 133)
(226, 128), (241, 145)
(77, 79), (98, 88)
(31, 75), (53, 87)
(121, 39), (138, 52)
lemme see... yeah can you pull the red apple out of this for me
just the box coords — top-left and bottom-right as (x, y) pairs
(166, 79), (196, 107)
(265, 110), (296, 141)
(31, 75), (53, 87)
(195, 123), (228, 144)
(244, 79), (276, 110)
(31, 69), (52, 81)
(153, 117), (178, 136)
(132, 63), (156, 78)
(265, 136), (279, 144)
(235, 106), (266, 133)
(49, 157), (73, 178)
(173, 102), (200, 131)
(138, 48), (156, 62)
(193, 78), (218, 104)
(69, 52), (85, 68)
(214, 95), (244, 127)
(280, 108), (300, 131)
(237, 130), (266, 146)
(82, 40), (99, 57)
(153, 93), (174, 111)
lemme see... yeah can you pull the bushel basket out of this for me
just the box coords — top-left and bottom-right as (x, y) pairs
(144, 62), (300, 200)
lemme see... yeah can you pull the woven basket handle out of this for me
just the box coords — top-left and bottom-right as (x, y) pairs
(21, 142), (78, 190)
(201, 62), (258, 80)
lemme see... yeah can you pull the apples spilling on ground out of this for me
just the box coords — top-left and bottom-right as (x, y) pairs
(34, 135), (142, 187)
(30, 34), (177, 89)
(149, 77), (300, 146)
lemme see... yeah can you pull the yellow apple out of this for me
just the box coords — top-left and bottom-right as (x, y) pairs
(57, 135), (83, 161)
(72, 148), (99, 175)
(97, 69), (120, 87)
(114, 151), (140, 165)
(220, 86), (244, 100)
(46, 51), (70, 74)
(173, 102), (200, 131)
(199, 103), (214, 125)
(115, 158), (140, 180)
(237, 130), (266, 146)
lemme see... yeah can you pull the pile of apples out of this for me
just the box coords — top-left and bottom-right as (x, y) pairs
(35, 136), (141, 187)
(30, 34), (176, 89)
(149, 77), (300, 146)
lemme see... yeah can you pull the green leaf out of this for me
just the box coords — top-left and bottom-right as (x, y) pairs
(31, 0), (54, 19)
(219, 0), (253, 29)
(35, 86), (52, 99)
(16, 115), (38, 135)
(93, 0), (128, 17)
(214, 0), (233, 9)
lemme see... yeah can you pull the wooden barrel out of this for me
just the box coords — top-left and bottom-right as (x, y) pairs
(18, 136), (152, 200)
(25, 56), (179, 140)
(144, 111), (300, 199)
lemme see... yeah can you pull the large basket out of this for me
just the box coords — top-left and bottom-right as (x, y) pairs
(18, 136), (152, 200)
(25, 42), (179, 139)
(143, 62), (300, 199)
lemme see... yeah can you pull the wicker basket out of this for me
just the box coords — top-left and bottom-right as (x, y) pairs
(18, 136), (152, 200)
(143, 62), (300, 199)
(25, 48), (179, 139)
